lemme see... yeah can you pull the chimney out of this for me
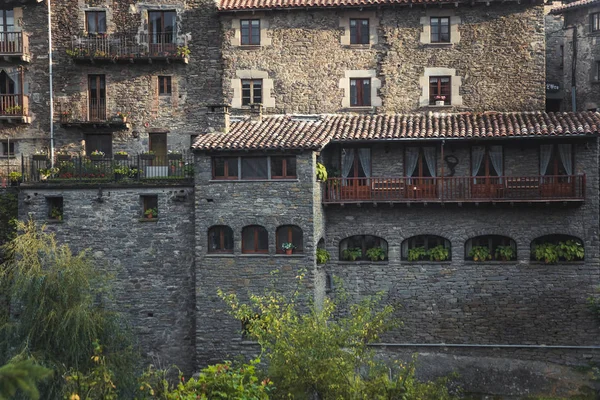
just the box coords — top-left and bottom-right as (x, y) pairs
(206, 104), (230, 134)
(250, 103), (263, 122)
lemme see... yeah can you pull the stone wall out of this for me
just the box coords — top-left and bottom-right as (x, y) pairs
(545, 4), (566, 110)
(562, 5), (600, 111)
(17, 184), (197, 374)
(221, 3), (545, 114)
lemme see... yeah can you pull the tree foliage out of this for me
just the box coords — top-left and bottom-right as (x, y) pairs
(0, 360), (52, 400)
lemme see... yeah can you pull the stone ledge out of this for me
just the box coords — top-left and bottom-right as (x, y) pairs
(208, 179), (300, 183)
(139, 218), (159, 222)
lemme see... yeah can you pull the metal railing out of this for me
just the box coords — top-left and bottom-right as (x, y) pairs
(69, 33), (187, 60)
(0, 94), (28, 116)
(21, 153), (195, 184)
(0, 32), (28, 55)
(323, 175), (586, 203)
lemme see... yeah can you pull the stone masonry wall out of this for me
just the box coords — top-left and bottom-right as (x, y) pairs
(194, 151), (319, 365)
(545, 4), (566, 110)
(321, 138), (600, 365)
(221, 3), (545, 114)
(17, 184), (197, 374)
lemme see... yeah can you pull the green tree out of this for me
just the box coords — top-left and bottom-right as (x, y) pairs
(0, 359), (52, 400)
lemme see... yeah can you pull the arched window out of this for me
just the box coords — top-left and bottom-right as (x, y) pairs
(402, 235), (451, 261)
(242, 225), (269, 254)
(531, 234), (584, 263)
(339, 235), (388, 262)
(465, 235), (516, 261)
(276, 225), (303, 254)
(208, 225), (234, 253)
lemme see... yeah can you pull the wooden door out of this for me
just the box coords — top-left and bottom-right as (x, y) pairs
(88, 75), (106, 121)
(149, 133), (167, 165)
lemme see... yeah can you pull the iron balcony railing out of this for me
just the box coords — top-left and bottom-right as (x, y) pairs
(323, 175), (586, 204)
(0, 94), (28, 117)
(0, 32), (29, 56)
(21, 153), (194, 184)
(69, 33), (188, 60)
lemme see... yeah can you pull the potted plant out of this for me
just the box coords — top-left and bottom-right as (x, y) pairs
(50, 207), (63, 221)
(89, 150), (105, 161)
(428, 245), (449, 261)
(495, 245), (515, 261)
(32, 150), (47, 161)
(114, 111), (129, 123)
(469, 246), (492, 262)
(140, 150), (156, 160)
(533, 243), (558, 264)
(176, 45), (191, 58)
(407, 246), (427, 261)
(144, 207), (158, 219)
(366, 247), (386, 262)
(168, 150), (183, 160)
(60, 110), (72, 123)
(39, 168), (56, 181)
(9, 171), (22, 186)
(434, 95), (446, 106)
(557, 240), (584, 261)
(114, 150), (129, 160)
(281, 242), (296, 255)
(342, 247), (362, 261)
(316, 248), (330, 264)
(57, 151), (71, 161)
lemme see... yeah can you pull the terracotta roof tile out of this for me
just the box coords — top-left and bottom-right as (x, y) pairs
(192, 112), (600, 151)
(550, 0), (600, 13)
(219, 0), (461, 10)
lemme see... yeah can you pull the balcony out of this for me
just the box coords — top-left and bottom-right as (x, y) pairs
(0, 94), (30, 123)
(0, 32), (30, 62)
(58, 100), (130, 130)
(323, 176), (586, 205)
(68, 33), (189, 64)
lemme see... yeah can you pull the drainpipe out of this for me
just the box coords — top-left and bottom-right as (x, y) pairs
(47, 0), (54, 167)
(571, 25), (577, 112)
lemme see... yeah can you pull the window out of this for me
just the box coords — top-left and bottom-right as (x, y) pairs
(213, 157), (238, 179)
(596, 61), (600, 81)
(402, 235), (450, 261)
(158, 76), (172, 96)
(86, 11), (106, 35)
(350, 19), (369, 44)
(149, 10), (177, 44)
(339, 235), (388, 262)
(241, 79), (262, 106)
(430, 17), (450, 43)
(276, 225), (303, 254)
(88, 74), (106, 121)
(591, 13), (600, 33)
(540, 144), (572, 177)
(350, 78), (371, 107)
(212, 156), (296, 181)
(0, 10), (14, 33)
(560, 45), (564, 69)
(405, 147), (435, 178)
(271, 156), (296, 179)
(531, 234), (584, 262)
(241, 19), (261, 45)
(46, 197), (63, 221)
(465, 235), (516, 261)
(141, 195), (158, 219)
(429, 76), (451, 105)
(242, 225), (268, 254)
(1, 140), (14, 157)
(85, 134), (112, 157)
(208, 225), (234, 253)
(471, 146), (503, 181)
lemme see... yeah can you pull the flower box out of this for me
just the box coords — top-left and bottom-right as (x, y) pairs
(90, 155), (104, 161)
(32, 155), (47, 161)
(114, 154), (128, 160)
(57, 155), (71, 161)
(168, 154), (182, 160)
(435, 100), (445, 106)
(140, 154), (156, 160)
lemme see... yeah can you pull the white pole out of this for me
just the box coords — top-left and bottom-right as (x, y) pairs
(47, 0), (54, 167)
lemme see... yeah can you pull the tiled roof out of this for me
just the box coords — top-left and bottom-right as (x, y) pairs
(192, 112), (600, 151)
(220, 0), (463, 11)
(550, 0), (600, 13)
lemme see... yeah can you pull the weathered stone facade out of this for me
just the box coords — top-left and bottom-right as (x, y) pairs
(221, 3), (545, 114)
(545, 4), (565, 111)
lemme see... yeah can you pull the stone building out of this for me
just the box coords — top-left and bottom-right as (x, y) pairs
(550, 0), (600, 112)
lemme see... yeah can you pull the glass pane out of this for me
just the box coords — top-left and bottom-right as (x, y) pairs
(241, 157), (268, 179)
(6, 10), (13, 29)
(209, 229), (220, 251)
(362, 79), (371, 106)
(347, 236), (363, 250)
(292, 227), (303, 251)
(257, 227), (268, 251)
(271, 157), (283, 176)
(224, 228), (234, 250)
(226, 158), (238, 177)
(87, 13), (97, 33)
(214, 158), (225, 177)
(350, 80), (358, 106)
(98, 12), (107, 33)
(242, 228), (255, 252)
(286, 157), (296, 177)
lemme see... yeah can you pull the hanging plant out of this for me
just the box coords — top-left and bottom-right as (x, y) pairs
(316, 162), (328, 182)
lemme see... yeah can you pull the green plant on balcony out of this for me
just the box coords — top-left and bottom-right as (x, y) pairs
(342, 247), (362, 261)
(366, 247), (386, 262)
(557, 240), (584, 261)
(316, 248), (330, 264)
(50, 207), (63, 221)
(428, 245), (449, 261)
(90, 150), (105, 157)
(407, 246), (427, 261)
(66, 48), (81, 57)
(176, 45), (191, 57)
(316, 162), (328, 182)
(94, 50), (107, 58)
(4, 105), (22, 115)
(115, 151), (128, 156)
(9, 171), (22, 183)
(533, 243), (559, 264)
(469, 246), (492, 262)
(495, 245), (515, 261)
(39, 167), (58, 180)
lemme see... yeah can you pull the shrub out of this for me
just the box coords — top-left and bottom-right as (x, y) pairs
(428, 245), (449, 261)
(316, 248), (330, 264)
(366, 246), (386, 261)
(407, 246), (428, 261)
(469, 246), (492, 262)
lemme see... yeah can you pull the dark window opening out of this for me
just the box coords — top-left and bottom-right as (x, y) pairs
(241, 19), (261, 45)
(208, 225), (234, 253)
(85, 134), (112, 158)
(540, 143), (573, 181)
(241, 157), (268, 180)
(213, 157), (238, 180)
(429, 76), (451, 105)
(141, 195), (158, 219)
(531, 234), (584, 262)
(271, 156), (297, 179)
(405, 147), (436, 178)
(86, 11), (107, 35)
(350, 18), (369, 44)
(0, 10), (14, 33)
(242, 225), (268, 254)
(339, 235), (388, 262)
(465, 235), (516, 261)
(276, 225), (303, 253)
(1, 141), (14, 157)
(350, 78), (371, 107)
(401, 235), (451, 261)
(241, 79), (262, 106)
(471, 145), (503, 182)
(46, 197), (63, 221)
(88, 74), (106, 121)
(591, 13), (600, 32)
(159, 76), (172, 96)
(430, 17), (450, 43)
(149, 10), (177, 44)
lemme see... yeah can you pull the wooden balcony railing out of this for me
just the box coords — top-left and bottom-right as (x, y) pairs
(69, 33), (188, 62)
(323, 175), (586, 204)
(0, 32), (29, 56)
(0, 94), (28, 117)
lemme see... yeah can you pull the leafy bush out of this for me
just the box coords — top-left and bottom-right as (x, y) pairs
(469, 246), (492, 262)
(316, 162), (328, 182)
(428, 245), (449, 261)
(365, 246), (386, 261)
(342, 247), (362, 261)
(0, 359), (52, 400)
(495, 245), (515, 261)
(63, 341), (118, 400)
(534, 243), (559, 264)
(557, 240), (584, 261)
(408, 246), (428, 261)
(316, 248), (330, 264)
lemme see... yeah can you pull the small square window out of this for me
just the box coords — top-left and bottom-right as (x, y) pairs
(86, 11), (107, 35)
(591, 13), (600, 33)
(429, 76), (451, 105)
(271, 156), (297, 179)
(349, 78), (371, 107)
(1, 141), (15, 157)
(213, 157), (238, 179)
(241, 157), (268, 180)
(350, 19), (369, 44)
(141, 195), (158, 219)
(159, 76), (172, 96)
(430, 17), (450, 43)
(240, 19), (261, 45)
(46, 197), (63, 221)
(241, 79), (262, 106)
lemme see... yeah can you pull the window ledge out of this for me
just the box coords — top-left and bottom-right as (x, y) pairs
(426, 105), (453, 108)
(463, 260), (517, 264)
(273, 254), (305, 258)
(337, 261), (389, 265)
(344, 106), (375, 112)
(0, 156), (16, 159)
(422, 43), (453, 48)
(205, 253), (236, 257)
(402, 260), (452, 264)
(139, 218), (159, 222)
(209, 179), (300, 183)
(529, 260), (585, 265)
(45, 219), (64, 224)
(238, 45), (262, 50)
(238, 253), (271, 257)
(345, 44), (372, 50)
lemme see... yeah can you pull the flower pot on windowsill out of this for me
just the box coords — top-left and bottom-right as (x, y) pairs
(140, 154), (156, 160)
(285, 249), (293, 255)
(435, 100), (445, 106)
